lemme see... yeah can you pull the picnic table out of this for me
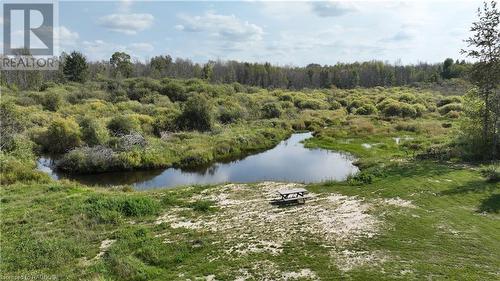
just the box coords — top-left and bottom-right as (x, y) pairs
(271, 188), (309, 205)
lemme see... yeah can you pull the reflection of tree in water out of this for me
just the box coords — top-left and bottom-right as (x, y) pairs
(180, 164), (219, 176)
(60, 169), (164, 186)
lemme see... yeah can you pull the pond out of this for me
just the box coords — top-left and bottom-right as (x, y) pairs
(37, 132), (359, 190)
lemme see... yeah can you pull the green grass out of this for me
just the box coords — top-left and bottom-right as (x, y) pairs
(1, 160), (498, 280)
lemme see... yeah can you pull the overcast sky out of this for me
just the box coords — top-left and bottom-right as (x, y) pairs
(3, 0), (484, 65)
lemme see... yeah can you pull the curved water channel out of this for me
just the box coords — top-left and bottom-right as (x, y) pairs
(37, 132), (359, 190)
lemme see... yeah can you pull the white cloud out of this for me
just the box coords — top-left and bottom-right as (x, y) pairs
(55, 26), (79, 46)
(129, 42), (154, 52)
(310, 1), (356, 17)
(176, 11), (264, 51)
(98, 13), (154, 35)
(82, 40), (154, 61)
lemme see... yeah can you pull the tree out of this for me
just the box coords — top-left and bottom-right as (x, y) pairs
(461, 0), (500, 159)
(176, 95), (213, 131)
(63, 51), (88, 82)
(110, 52), (133, 78)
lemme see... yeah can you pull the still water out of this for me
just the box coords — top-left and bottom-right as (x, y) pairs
(38, 132), (358, 190)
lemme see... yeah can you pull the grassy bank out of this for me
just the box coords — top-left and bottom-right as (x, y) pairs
(1, 161), (498, 280)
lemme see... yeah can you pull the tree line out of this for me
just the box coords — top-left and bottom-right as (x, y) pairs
(1, 51), (470, 91)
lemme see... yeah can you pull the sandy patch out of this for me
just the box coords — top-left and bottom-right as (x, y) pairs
(382, 197), (416, 208)
(156, 182), (382, 272)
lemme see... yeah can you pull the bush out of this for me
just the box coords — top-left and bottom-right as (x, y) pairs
(348, 171), (373, 185)
(56, 146), (120, 173)
(382, 102), (403, 117)
(176, 95), (213, 131)
(107, 115), (141, 136)
(480, 164), (500, 182)
(438, 103), (462, 115)
(217, 102), (244, 124)
(437, 96), (462, 107)
(446, 110), (461, 118)
(261, 102), (282, 119)
(400, 103), (417, 118)
(42, 92), (62, 111)
(44, 117), (82, 154)
(188, 200), (215, 212)
(80, 117), (109, 146)
(413, 104), (427, 117)
(153, 109), (181, 136)
(159, 80), (187, 102)
(398, 93), (417, 103)
(353, 104), (377, 115)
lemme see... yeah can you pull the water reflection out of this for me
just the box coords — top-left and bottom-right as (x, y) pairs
(38, 132), (359, 190)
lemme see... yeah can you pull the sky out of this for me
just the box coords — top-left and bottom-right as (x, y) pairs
(2, 0), (484, 66)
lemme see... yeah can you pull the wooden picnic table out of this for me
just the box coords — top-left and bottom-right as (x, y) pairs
(272, 188), (309, 205)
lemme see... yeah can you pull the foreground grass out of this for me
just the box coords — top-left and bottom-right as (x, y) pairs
(1, 160), (498, 280)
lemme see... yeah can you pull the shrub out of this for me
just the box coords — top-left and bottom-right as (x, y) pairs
(348, 171), (373, 185)
(400, 103), (417, 118)
(261, 102), (282, 119)
(438, 103), (462, 115)
(353, 104), (377, 115)
(188, 200), (215, 212)
(382, 101), (403, 117)
(479, 164), (500, 182)
(398, 93), (417, 103)
(295, 99), (324, 110)
(42, 92), (62, 111)
(153, 109), (181, 136)
(80, 117), (109, 146)
(437, 96), (462, 107)
(0, 102), (27, 150)
(44, 118), (82, 153)
(56, 146), (120, 173)
(327, 98), (342, 110)
(176, 95), (213, 131)
(446, 110), (461, 118)
(116, 133), (147, 151)
(159, 80), (187, 102)
(413, 104), (427, 117)
(107, 115), (141, 136)
(217, 102), (245, 124)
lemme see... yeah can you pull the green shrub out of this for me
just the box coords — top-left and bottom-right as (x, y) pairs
(437, 96), (462, 107)
(188, 200), (215, 212)
(261, 102), (282, 118)
(381, 101), (403, 117)
(398, 93), (417, 103)
(44, 117), (82, 153)
(159, 80), (187, 101)
(56, 146), (121, 173)
(107, 115), (141, 136)
(353, 104), (377, 115)
(176, 95), (214, 131)
(348, 171), (374, 185)
(446, 110), (461, 118)
(153, 110), (181, 136)
(42, 92), (62, 111)
(438, 103), (462, 115)
(217, 101), (244, 124)
(479, 164), (500, 183)
(80, 117), (109, 145)
(400, 103), (417, 118)
(413, 104), (427, 117)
